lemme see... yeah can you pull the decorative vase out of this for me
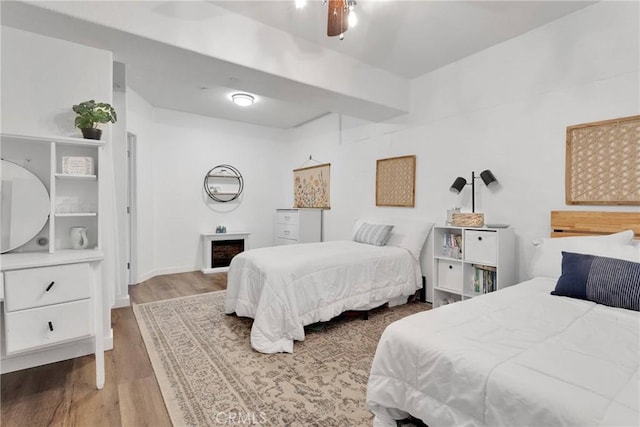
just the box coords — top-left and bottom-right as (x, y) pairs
(70, 226), (89, 249)
(81, 128), (102, 140)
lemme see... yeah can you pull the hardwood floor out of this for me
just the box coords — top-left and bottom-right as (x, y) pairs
(1, 271), (227, 427)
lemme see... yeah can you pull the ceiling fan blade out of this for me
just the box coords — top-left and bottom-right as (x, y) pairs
(327, 0), (348, 37)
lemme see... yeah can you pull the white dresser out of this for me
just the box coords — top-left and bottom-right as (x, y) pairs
(1, 251), (105, 389)
(275, 209), (322, 245)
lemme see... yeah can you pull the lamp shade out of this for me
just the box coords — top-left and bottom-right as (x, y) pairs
(450, 177), (467, 193)
(480, 169), (497, 186)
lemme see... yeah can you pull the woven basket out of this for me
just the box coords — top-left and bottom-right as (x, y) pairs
(451, 213), (484, 227)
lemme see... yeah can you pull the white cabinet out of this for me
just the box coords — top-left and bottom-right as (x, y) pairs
(0, 133), (107, 389)
(432, 225), (515, 307)
(275, 209), (322, 245)
(1, 252), (105, 389)
(1, 133), (103, 253)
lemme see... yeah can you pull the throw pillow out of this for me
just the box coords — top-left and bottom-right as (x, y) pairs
(552, 251), (640, 311)
(353, 222), (394, 246)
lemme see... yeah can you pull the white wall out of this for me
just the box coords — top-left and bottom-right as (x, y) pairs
(127, 101), (289, 282)
(1, 26), (112, 137)
(286, 2), (640, 289)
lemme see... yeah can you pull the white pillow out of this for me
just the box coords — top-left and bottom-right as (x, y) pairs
(353, 222), (394, 246)
(352, 218), (434, 259)
(528, 230), (636, 279)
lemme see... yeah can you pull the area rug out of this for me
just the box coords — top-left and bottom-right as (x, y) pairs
(133, 291), (428, 426)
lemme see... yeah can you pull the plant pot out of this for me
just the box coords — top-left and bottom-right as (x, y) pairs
(81, 128), (102, 140)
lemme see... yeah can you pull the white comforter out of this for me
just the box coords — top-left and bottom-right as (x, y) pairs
(367, 277), (640, 427)
(225, 240), (422, 353)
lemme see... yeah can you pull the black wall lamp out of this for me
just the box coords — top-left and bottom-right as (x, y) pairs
(449, 170), (498, 212)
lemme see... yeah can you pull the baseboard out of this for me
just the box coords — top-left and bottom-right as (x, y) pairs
(201, 266), (230, 274)
(134, 265), (198, 284)
(113, 294), (131, 308)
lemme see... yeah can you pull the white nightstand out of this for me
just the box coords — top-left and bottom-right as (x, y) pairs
(432, 225), (515, 307)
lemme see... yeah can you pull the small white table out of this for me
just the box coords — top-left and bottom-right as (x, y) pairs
(201, 232), (250, 274)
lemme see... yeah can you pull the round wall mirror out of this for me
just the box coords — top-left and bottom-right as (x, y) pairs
(1, 160), (50, 253)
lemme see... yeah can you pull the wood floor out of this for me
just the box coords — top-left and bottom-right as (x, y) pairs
(1, 271), (227, 427)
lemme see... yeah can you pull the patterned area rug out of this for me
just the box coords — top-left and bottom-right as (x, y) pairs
(133, 291), (429, 426)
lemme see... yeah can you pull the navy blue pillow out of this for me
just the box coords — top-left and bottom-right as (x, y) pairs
(552, 251), (640, 311)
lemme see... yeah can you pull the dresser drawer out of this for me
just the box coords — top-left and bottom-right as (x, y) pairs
(275, 237), (298, 246)
(4, 299), (93, 354)
(464, 230), (497, 265)
(4, 263), (91, 312)
(276, 210), (299, 225)
(276, 223), (299, 241)
(437, 260), (462, 293)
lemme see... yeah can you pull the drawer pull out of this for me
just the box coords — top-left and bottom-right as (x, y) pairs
(46, 281), (55, 292)
(449, 265), (453, 269)
(48, 321), (54, 332)
(478, 236), (483, 241)
(284, 216), (290, 220)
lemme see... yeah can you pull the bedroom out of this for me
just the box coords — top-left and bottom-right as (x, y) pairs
(1, 0), (638, 425)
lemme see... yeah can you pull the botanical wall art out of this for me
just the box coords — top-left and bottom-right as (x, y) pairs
(566, 115), (640, 205)
(376, 155), (416, 207)
(293, 163), (331, 209)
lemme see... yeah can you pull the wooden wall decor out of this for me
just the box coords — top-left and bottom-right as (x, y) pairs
(566, 115), (640, 205)
(293, 163), (331, 209)
(376, 155), (416, 207)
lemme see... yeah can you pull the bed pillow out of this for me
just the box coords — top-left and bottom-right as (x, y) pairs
(385, 219), (434, 260)
(353, 222), (394, 246)
(552, 251), (640, 311)
(352, 218), (434, 259)
(528, 230), (635, 279)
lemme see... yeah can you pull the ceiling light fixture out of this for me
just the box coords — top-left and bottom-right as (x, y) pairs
(231, 93), (255, 107)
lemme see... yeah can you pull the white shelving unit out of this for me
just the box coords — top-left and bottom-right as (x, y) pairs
(432, 225), (515, 307)
(0, 133), (107, 389)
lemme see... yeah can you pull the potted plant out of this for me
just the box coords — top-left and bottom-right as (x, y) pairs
(72, 100), (117, 140)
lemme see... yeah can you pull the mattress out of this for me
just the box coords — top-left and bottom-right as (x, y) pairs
(367, 277), (640, 426)
(225, 240), (422, 353)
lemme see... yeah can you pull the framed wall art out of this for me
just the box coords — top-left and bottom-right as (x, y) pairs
(566, 115), (640, 205)
(376, 155), (416, 207)
(293, 163), (331, 209)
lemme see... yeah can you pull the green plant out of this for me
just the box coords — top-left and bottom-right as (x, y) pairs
(72, 100), (117, 129)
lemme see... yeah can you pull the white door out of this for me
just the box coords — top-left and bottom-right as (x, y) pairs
(126, 132), (138, 285)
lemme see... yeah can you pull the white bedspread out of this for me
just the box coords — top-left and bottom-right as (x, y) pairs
(367, 277), (640, 427)
(225, 240), (422, 353)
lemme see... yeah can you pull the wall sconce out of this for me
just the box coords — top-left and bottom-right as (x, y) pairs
(449, 169), (498, 212)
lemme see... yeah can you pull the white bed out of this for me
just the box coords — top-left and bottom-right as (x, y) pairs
(225, 218), (434, 354)
(367, 277), (640, 426)
(367, 212), (640, 427)
(225, 240), (423, 353)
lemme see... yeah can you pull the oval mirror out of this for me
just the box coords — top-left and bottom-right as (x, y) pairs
(1, 160), (50, 253)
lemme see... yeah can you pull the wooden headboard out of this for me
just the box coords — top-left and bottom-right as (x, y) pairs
(551, 211), (640, 239)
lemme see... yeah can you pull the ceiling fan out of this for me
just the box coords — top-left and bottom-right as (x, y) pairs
(297, 0), (358, 39)
(327, 0), (354, 38)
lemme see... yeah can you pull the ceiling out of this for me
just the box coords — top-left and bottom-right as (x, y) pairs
(1, 1), (595, 129)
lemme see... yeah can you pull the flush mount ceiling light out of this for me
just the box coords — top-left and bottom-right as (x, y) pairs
(231, 93), (255, 107)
